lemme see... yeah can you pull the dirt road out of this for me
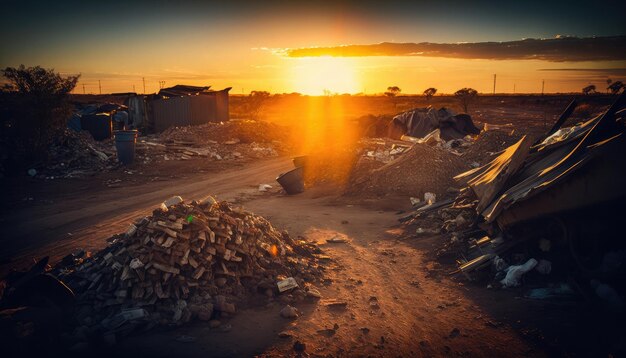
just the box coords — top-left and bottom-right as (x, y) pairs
(0, 157), (293, 275)
(108, 193), (537, 357)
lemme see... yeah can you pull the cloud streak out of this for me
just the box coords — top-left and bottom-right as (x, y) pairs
(284, 36), (626, 62)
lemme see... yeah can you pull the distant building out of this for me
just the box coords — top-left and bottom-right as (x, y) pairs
(141, 85), (231, 132)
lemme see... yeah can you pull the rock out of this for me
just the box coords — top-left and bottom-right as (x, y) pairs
(454, 214), (467, 227)
(280, 305), (299, 319)
(163, 196), (184, 208)
(278, 331), (293, 338)
(293, 340), (306, 352)
(306, 288), (322, 299)
(27, 168), (37, 177)
(215, 277), (227, 287)
(219, 303), (236, 314)
(209, 320), (221, 328)
(369, 296), (380, 309)
(449, 328), (460, 338)
(193, 303), (214, 321)
(201, 195), (217, 206)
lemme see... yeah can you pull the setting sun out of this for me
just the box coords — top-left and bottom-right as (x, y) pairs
(290, 56), (360, 95)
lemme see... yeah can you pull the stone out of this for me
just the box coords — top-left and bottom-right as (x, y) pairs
(280, 305), (299, 319)
(278, 331), (293, 338)
(306, 288), (322, 299)
(293, 341), (306, 352)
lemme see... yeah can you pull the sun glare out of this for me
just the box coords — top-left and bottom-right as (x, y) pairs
(290, 56), (360, 95)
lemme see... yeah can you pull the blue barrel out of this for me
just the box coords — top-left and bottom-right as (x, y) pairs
(114, 130), (138, 165)
(276, 166), (304, 195)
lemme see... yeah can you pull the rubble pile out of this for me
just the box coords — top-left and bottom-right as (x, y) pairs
(358, 138), (412, 164)
(160, 119), (290, 146)
(460, 129), (523, 166)
(37, 129), (117, 178)
(347, 142), (468, 198)
(57, 197), (324, 331)
(401, 95), (626, 303)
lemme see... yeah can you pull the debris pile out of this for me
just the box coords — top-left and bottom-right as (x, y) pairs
(160, 119), (290, 146)
(460, 129), (523, 166)
(402, 96), (626, 304)
(28, 118), (290, 179)
(347, 141), (468, 198)
(358, 138), (412, 164)
(57, 197), (324, 332)
(36, 129), (117, 178)
(388, 107), (481, 140)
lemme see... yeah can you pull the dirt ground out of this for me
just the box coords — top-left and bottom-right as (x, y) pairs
(1, 153), (619, 357)
(1, 95), (620, 356)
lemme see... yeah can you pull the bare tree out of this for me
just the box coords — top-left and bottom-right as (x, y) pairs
(608, 81), (624, 94)
(384, 86), (401, 97)
(454, 88), (478, 113)
(423, 87), (437, 101)
(582, 85), (596, 95)
(2, 65), (79, 167)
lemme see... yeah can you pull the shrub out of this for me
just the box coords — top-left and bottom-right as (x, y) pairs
(0, 65), (79, 172)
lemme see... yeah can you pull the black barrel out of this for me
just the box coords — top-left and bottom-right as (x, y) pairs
(80, 113), (112, 141)
(276, 166), (305, 195)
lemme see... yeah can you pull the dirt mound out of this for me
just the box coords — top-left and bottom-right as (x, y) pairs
(461, 129), (523, 166)
(347, 143), (468, 198)
(57, 198), (323, 330)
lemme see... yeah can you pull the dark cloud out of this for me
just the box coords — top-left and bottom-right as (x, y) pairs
(284, 36), (626, 62)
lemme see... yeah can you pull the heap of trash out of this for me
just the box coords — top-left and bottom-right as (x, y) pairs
(31, 129), (117, 179)
(345, 106), (524, 198)
(50, 197), (324, 335)
(159, 119), (290, 146)
(402, 94), (626, 306)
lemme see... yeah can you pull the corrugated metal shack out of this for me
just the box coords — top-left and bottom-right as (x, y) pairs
(147, 85), (231, 132)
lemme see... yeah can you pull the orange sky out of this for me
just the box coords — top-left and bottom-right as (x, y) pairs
(1, 1), (625, 95)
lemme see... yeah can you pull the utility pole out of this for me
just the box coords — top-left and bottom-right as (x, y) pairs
(142, 77), (146, 94)
(82, 84), (86, 94)
(98, 80), (102, 95)
(159, 80), (165, 89)
(541, 80), (545, 96)
(133, 85), (136, 93)
(493, 74), (496, 95)
(513, 83), (516, 94)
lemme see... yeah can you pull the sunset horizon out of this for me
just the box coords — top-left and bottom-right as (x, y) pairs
(2, 1), (624, 95)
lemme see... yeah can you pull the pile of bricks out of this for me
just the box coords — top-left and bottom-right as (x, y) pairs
(59, 197), (322, 330)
